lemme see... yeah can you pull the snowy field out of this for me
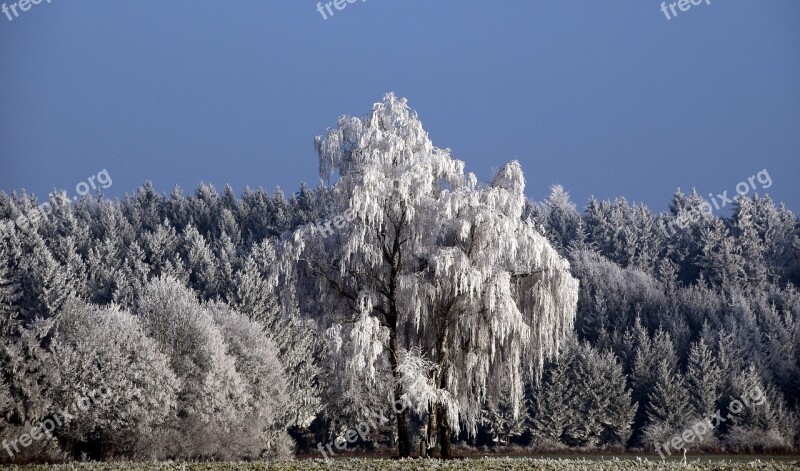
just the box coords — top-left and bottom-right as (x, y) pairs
(4, 457), (800, 471)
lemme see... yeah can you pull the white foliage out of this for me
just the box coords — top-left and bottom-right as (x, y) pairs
(135, 276), (270, 459)
(48, 299), (179, 458)
(293, 93), (579, 441)
(396, 348), (460, 428)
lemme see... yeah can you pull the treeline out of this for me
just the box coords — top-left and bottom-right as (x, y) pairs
(0, 180), (798, 462)
(0, 183), (323, 462)
(517, 186), (799, 452)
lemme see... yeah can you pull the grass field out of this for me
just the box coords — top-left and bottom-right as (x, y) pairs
(4, 457), (800, 470)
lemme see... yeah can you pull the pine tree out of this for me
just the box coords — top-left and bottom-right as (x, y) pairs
(230, 239), (322, 428)
(563, 340), (636, 447)
(183, 224), (218, 299)
(663, 189), (714, 285)
(0, 232), (21, 335)
(482, 366), (530, 445)
(189, 182), (220, 237)
(725, 366), (797, 450)
(142, 219), (187, 282)
(529, 340), (636, 447)
(536, 185), (583, 255)
(686, 338), (722, 418)
(530, 356), (570, 443)
(732, 196), (769, 290)
(698, 218), (746, 291)
(122, 182), (164, 234)
(647, 359), (691, 429)
(631, 327), (680, 442)
(17, 230), (73, 322)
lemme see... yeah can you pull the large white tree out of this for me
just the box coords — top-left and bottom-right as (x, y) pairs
(287, 93), (578, 457)
(399, 160), (579, 457)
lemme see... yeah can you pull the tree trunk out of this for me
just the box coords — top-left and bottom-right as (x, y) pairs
(387, 327), (411, 458)
(384, 212), (411, 458)
(437, 405), (453, 459)
(434, 303), (453, 458)
(425, 403), (438, 457)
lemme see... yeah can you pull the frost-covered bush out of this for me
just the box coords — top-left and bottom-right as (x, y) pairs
(0, 320), (62, 464)
(47, 299), (179, 459)
(208, 301), (293, 459)
(136, 276), (290, 460)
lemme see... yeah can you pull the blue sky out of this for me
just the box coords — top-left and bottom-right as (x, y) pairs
(1, 1), (798, 213)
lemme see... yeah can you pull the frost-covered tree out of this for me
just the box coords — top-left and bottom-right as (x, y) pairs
(207, 302), (295, 458)
(135, 277), (252, 459)
(0, 232), (21, 335)
(481, 366), (530, 446)
(291, 93), (578, 458)
(630, 327), (680, 443)
(662, 189), (715, 285)
(402, 160), (579, 458)
(229, 239), (322, 429)
(184, 224), (219, 299)
(529, 339), (635, 448)
(16, 229), (73, 323)
(48, 299), (179, 459)
(141, 220), (187, 282)
(121, 182), (164, 234)
(723, 366), (797, 451)
(529, 355), (570, 445)
(645, 360), (691, 436)
(533, 185), (583, 255)
(731, 197), (769, 289)
(569, 250), (668, 350)
(686, 338), (722, 419)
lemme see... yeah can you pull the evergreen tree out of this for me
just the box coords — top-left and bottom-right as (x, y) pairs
(732, 196), (769, 290)
(646, 359), (691, 429)
(686, 338), (722, 418)
(698, 218), (746, 291)
(529, 356), (570, 443)
(530, 340), (636, 447)
(230, 239), (322, 428)
(663, 189), (714, 285)
(0, 232), (21, 335)
(17, 230), (73, 322)
(183, 224), (218, 300)
(536, 185), (583, 256)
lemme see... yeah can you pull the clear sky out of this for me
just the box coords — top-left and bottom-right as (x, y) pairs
(1, 1), (798, 214)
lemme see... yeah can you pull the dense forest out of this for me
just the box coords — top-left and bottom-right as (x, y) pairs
(1, 95), (798, 463)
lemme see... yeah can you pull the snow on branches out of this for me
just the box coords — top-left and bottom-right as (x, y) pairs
(292, 93), (579, 448)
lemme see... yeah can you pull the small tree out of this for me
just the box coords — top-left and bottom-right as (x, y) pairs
(686, 338), (722, 419)
(643, 359), (692, 448)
